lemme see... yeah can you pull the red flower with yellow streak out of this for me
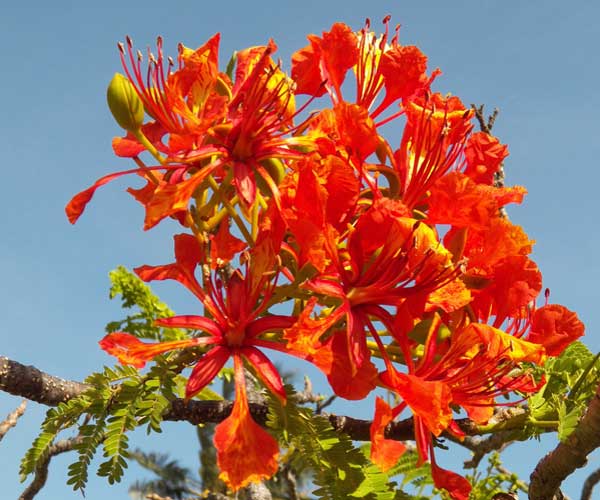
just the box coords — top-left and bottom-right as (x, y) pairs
(99, 234), (296, 490)
(67, 34), (316, 230)
(370, 314), (546, 499)
(284, 186), (465, 399)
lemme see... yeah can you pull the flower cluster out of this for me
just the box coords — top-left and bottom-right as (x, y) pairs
(67, 18), (584, 499)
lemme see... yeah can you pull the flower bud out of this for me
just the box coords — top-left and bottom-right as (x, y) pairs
(106, 73), (144, 132)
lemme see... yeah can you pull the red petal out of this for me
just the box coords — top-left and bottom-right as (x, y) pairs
(186, 346), (230, 398)
(233, 161), (256, 207)
(370, 397), (406, 471)
(528, 304), (585, 357)
(214, 356), (279, 490)
(99, 332), (201, 368)
(143, 165), (216, 229)
(66, 167), (146, 224)
(210, 217), (247, 269)
(323, 332), (378, 400)
(241, 346), (286, 403)
(155, 315), (223, 338)
(292, 23), (358, 98)
(380, 370), (452, 436)
(431, 460), (471, 500)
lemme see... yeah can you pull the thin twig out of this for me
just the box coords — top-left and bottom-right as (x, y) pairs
(580, 467), (600, 500)
(0, 399), (26, 442)
(471, 104), (499, 134)
(245, 481), (273, 500)
(450, 430), (517, 469)
(281, 464), (300, 500)
(145, 494), (173, 500)
(19, 436), (84, 500)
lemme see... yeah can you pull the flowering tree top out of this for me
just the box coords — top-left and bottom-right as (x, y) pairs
(57, 17), (586, 499)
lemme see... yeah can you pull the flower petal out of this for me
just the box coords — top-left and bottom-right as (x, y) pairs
(241, 346), (286, 403)
(430, 460), (472, 500)
(214, 355), (279, 490)
(155, 315), (223, 338)
(186, 346), (230, 399)
(528, 304), (585, 357)
(99, 332), (202, 368)
(380, 370), (452, 436)
(370, 397), (406, 471)
(66, 167), (154, 224)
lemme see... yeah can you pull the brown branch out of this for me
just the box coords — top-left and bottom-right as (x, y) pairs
(0, 357), (87, 405)
(19, 436), (84, 500)
(0, 355), (532, 443)
(529, 384), (600, 500)
(472, 104), (499, 134)
(245, 481), (273, 500)
(0, 399), (27, 442)
(581, 467), (600, 500)
(449, 430), (517, 469)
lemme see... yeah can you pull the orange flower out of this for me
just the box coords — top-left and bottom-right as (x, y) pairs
(99, 231), (300, 489)
(213, 355), (279, 490)
(292, 22), (358, 100)
(464, 131), (509, 185)
(528, 304), (585, 356)
(394, 93), (474, 208)
(292, 18), (435, 118)
(427, 172), (526, 230)
(68, 35), (317, 228)
(470, 255), (542, 325)
(374, 313), (546, 498)
(369, 397), (406, 472)
(98, 333), (213, 369)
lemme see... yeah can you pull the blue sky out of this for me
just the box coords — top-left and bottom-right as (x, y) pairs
(1, 1), (598, 498)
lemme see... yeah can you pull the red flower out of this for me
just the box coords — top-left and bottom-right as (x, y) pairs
(464, 131), (509, 185)
(292, 18), (435, 118)
(99, 233), (296, 489)
(67, 35), (317, 229)
(285, 198), (460, 398)
(528, 304), (585, 356)
(372, 315), (546, 499)
(394, 93), (474, 208)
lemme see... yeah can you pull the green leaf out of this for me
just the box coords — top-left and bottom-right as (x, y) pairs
(557, 400), (583, 442)
(106, 266), (186, 341)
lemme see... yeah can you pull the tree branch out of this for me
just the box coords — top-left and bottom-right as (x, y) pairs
(0, 357), (87, 405)
(581, 467), (600, 500)
(0, 355), (532, 442)
(529, 383), (600, 500)
(0, 399), (27, 442)
(19, 436), (84, 500)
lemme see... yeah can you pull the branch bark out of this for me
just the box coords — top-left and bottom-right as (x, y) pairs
(19, 436), (84, 500)
(0, 355), (528, 442)
(0, 399), (27, 442)
(529, 384), (600, 500)
(581, 467), (600, 500)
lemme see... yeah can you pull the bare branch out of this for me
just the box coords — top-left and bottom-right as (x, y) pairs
(449, 430), (516, 469)
(581, 467), (600, 500)
(19, 436), (84, 500)
(0, 355), (534, 443)
(529, 383), (600, 500)
(0, 399), (26, 442)
(471, 104), (499, 134)
(245, 481), (273, 500)
(145, 494), (173, 500)
(0, 357), (87, 405)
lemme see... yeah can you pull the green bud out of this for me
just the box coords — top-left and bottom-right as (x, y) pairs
(106, 73), (144, 132)
(260, 158), (286, 185)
